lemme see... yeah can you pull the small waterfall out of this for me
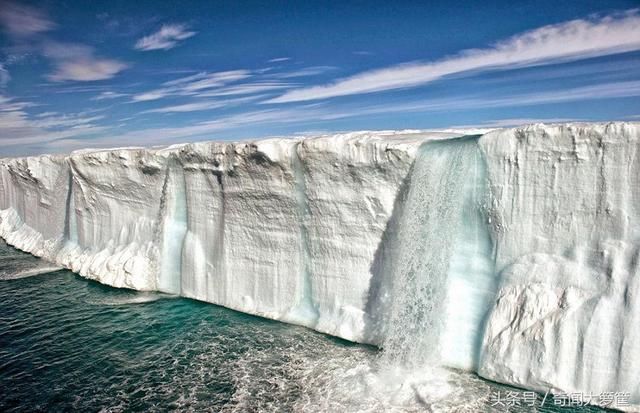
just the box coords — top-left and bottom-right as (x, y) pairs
(285, 144), (320, 326)
(382, 136), (487, 368)
(63, 169), (78, 245)
(157, 159), (188, 294)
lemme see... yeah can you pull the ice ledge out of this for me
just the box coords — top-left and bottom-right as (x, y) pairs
(1, 122), (639, 412)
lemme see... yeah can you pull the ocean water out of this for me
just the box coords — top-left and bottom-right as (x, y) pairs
(0, 240), (611, 412)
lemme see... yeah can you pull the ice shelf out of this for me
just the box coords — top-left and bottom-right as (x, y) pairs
(1, 123), (639, 411)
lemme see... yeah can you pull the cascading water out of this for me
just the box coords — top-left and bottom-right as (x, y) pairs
(285, 144), (320, 327)
(157, 159), (188, 295)
(382, 136), (492, 369)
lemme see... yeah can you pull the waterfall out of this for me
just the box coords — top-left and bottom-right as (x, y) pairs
(382, 136), (490, 369)
(63, 169), (78, 245)
(285, 143), (320, 327)
(157, 159), (188, 294)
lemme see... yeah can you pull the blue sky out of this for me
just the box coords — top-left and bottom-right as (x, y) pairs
(0, 0), (639, 156)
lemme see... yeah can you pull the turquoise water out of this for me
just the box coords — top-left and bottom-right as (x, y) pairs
(0, 241), (610, 412)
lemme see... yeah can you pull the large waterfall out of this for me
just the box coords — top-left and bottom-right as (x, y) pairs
(382, 136), (495, 370)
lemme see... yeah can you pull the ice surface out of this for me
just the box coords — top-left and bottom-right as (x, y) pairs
(1, 124), (639, 411)
(478, 123), (640, 411)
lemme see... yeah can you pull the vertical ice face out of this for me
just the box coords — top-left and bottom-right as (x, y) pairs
(174, 132), (450, 335)
(178, 139), (309, 321)
(62, 149), (170, 290)
(478, 123), (640, 409)
(179, 143), (226, 303)
(0, 155), (70, 257)
(297, 132), (431, 342)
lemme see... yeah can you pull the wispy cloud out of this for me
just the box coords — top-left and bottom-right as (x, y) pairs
(0, 64), (10, 87)
(444, 117), (582, 129)
(48, 59), (128, 82)
(269, 10), (640, 103)
(142, 101), (228, 114)
(5, 72), (638, 155)
(0, 3), (127, 83)
(38, 76), (640, 154)
(140, 96), (260, 114)
(472, 57), (640, 87)
(91, 91), (129, 101)
(237, 80), (640, 124)
(0, 95), (105, 151)
(134, 23), (196, 51)
(43, 42), (128, 82)
(272, 66), (337, 79)
(131, 70), (251, 101)
(166, 70), (250, 92)
(64, 107), (319, 148)
(29, 112), (105, 129)
(0, 1), (55, 37)
(316, 80), (640, 119)
(195, 82), (293, 97)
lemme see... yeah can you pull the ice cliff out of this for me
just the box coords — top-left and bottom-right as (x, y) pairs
(1, 123), (638, 411)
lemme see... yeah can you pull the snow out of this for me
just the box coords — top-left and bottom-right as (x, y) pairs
(1, 123), (639, 411)
(478, 122), (640, 411)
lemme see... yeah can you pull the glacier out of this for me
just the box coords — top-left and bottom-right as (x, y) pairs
(1, 122), (639, 411)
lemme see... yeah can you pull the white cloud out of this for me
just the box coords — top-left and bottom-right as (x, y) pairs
(48, 59), (128, 81)
(272, 66), (336, 79)
(43, 42), (128, 82)
(0, 95), (105, 150)
(444, 118), (582, 129)
(141, 95), (263, 114)
(268, 57), (291, 63)
(131, 70), (251, 102)
(132, 90), (170, 102)
(161, 71), (211, 86)
(195, 82), (293, 97)
(142, 101), (228, 113)
(30, 112), (105, 129)
(135, 24), (196, 51)
(175, 71), (251, 92)
(269, 10), (640, 103)
(92, 91), (129, 101)
(0, 64), (10, 86)
(0, 2), (55, 37)
(0, 4), (127, 83)
(309, 80), (640, 121)
(85, 108), (319, 146)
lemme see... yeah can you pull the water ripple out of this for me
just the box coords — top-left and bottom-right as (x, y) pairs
(0, 241), (611, 412)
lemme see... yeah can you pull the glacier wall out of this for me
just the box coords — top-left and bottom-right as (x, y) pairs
(1, 123), (639, 411)
(478, 123), (640, 409)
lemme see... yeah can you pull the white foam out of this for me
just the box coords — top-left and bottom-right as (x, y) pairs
(0, 265), (63, 280)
